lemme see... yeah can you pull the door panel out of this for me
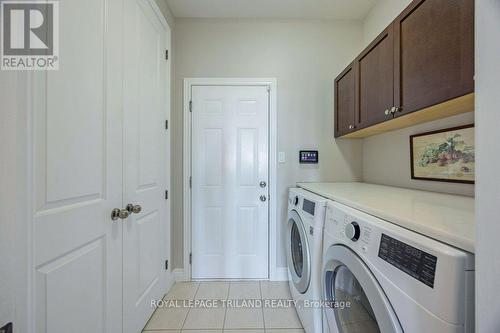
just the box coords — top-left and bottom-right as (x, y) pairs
(356, 27), (394, 128)
(394, 0), (474, 115)
(33, 0), (123, 332)
(123, 0), (170, 332)
(192, 86), (269, 279)
(334, 64), (356, 137)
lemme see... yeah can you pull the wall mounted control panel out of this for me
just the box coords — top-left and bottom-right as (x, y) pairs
(299, 150), (319, 164)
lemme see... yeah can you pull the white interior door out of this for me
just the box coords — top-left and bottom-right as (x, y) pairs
(32, 0), (123, 332)
(123, 0), (170, 331)
(191, 85), (269, 279)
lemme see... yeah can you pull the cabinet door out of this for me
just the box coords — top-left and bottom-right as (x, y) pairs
(334, 63), (356, 137)
(356, 26), (395, 128)
(394, 0), (474, 116)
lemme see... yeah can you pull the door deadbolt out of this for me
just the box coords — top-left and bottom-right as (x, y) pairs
(126, 204), (142, 214)
(111, 208), (130, 221)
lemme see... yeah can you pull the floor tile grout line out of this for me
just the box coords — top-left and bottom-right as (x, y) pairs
(180, 281), (201, 330)
(222, 281), (230, 330)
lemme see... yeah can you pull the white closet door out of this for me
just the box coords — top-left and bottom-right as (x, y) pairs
(32, 0), (123, 332)
(192, 85), (269, 280)
(122, 0), (170, 332)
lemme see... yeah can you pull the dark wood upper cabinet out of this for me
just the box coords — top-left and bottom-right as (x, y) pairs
(334, 63), (356, 137)
(356, 26), (395, 129)
(393, 0), (474, 116)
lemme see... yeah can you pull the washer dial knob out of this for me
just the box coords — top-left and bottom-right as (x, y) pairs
(345, 222), (361, 241)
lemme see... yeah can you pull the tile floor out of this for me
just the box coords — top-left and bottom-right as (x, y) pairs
(142, 281), (304, 333)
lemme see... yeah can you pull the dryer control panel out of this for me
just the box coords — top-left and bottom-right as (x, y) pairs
(378, 233), (437, 288)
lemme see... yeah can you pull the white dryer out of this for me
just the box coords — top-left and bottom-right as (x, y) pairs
(286, 188), (329, 333)
(322, 201), (474, 333)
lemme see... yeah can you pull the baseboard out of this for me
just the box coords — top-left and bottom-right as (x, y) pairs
(173, 268), (186, 282)
(270, 267), (289, 281)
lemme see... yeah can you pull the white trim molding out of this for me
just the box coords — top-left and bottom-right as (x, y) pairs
(183, 78), (278, 281)
(173, 269), (186, 282)
(273, 267), (290, 282)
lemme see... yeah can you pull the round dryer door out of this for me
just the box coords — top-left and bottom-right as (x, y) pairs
(287, 210), (311, 294)
(323, 245), (403, 333)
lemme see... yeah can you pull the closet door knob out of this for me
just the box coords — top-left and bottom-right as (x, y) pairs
(126, 204), (142, 214)
(111, 208), (130, 221)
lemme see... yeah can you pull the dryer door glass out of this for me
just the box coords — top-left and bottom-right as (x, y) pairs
(290, 222), (304, 277)
(323, 245), (402, 333)
(327, 265), (380, 333)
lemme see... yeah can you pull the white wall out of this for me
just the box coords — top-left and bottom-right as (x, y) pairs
(172, 18), (364, 269)
(360, 0), (474, 197)
(362, 0), (411, 44)
(475, 0), (500, 331)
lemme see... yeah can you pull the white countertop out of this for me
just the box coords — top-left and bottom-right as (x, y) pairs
(296, 182), (475, 253)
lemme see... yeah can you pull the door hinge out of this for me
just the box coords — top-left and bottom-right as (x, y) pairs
(165, 120), (168, 130)
(165, 260), (169, 270)
(165, 190), (168, 200)
(189, 100), (192, 112)
(189, 176), (192, 189)
(189, 253), (192, 265)
(165, 49), (169, 60)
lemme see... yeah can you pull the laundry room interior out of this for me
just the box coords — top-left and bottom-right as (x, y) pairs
(1, 0), (499, 333)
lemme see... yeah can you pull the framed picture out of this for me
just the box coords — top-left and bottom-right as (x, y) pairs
(410, 124), (475, 184)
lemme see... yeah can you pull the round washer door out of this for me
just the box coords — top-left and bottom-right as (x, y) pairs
(323, 245), (403, 333)
(286, 209), (311, 294)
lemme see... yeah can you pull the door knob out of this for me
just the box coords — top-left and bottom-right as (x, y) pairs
(260, 195), (267, 202)
(111, 208), (130, 221)
(259, 181), (267, 188)
(126, 204), (142, 214)
(348, 124), (355, 130)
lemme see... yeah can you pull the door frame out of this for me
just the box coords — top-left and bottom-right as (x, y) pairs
(182, 78), (278, 281)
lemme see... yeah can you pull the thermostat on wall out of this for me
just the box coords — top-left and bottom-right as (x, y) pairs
(299, 150), (319, 164)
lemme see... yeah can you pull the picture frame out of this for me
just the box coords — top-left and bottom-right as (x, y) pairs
(410, 124), (475, 184)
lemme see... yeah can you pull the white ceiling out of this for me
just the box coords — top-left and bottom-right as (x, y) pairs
(165, 0), (377, 20)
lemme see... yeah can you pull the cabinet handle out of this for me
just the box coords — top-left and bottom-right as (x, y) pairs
(384, 109), (390, 115)
(395, 106), (402, 113)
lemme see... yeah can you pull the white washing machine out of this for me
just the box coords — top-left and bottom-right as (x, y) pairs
(322, 201), (475, 333)
(286, 188), (329, 333)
